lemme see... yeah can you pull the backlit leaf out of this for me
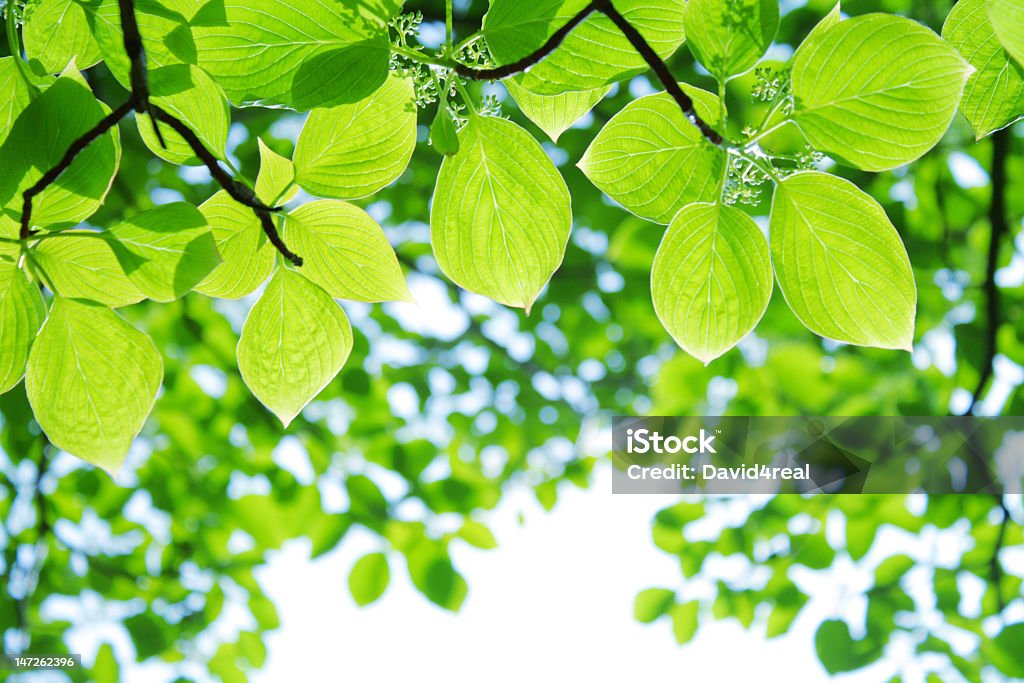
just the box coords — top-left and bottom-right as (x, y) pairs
(349, 553), (390, 607)
(431, 115), (572, 311)
(685, 0), (779, 80)
(194, 192), (275, 300)
(0, 266), (47, 394)
(25, 298), (163, 472)
(32, 232), (145, 307)
(23, 0), (103, 74)
(505, 78), (608, 142)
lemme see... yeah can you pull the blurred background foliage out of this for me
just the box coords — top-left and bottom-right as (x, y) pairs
(1, 0), (1022, 680)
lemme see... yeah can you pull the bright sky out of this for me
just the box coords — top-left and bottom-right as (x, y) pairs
(251, 466), (884, 683)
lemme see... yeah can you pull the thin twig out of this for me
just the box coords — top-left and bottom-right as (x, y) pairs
(20, 100), (133, 239)
(594, 0), (722, 145)
(454, 1), (599, 80)
(117, 0), (164, 147)
(151, 108), (301, 266)
(967, 128), (1010, 414)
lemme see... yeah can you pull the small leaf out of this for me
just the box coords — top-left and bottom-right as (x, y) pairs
(685, 0), (779, 79)
(634, 588), (675, 623)
(792, 2), (843, 64)
(25, 298), (163, 472)
(792, 14), (971, 171)
(484, 0), (686, 95)
(875, 554), (914, 586)
(194, 191), (275, 300)
(283, 200), (410, 303)
(652, 203), (772, 364)
(405, 541), (467, 612)
(429, 104), (460, 156)
(107, 203), (220, 302)
(237, 268), (353, 426)
(769, 172), (917, 350)
(137, 65), (231, 166)
(293, 73), (417, 200)
(983, 623), (1024, 677)
(456, 520), (497, 550)
(505, 78), (608, 142)
(348, 553), (390, 607)
(193, 0), (393, 109)
(0, 75), (121, 228)
(943, 0), (1024, 139)
(669, 601), (700, 644)
(431, 115), (572, 311)
(815, 619), (883, 673)
(255, 139), (298, 206)
(578, 85), (726, 224)
(23, 0), (103, 75)
(32, 231), (145, 308)
(989, 0), (1024, 67)
(0, 267), (47, 394)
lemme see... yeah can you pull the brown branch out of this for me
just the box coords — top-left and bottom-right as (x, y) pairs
(17, 0), (302, 265)
(454, 0), (722, 146)
(117, 0), (164, 147)
(20, 101), (133, 239)
(967, 128), (1010, 414)
(594, 0), (722, 145)
(454, 1), (599, 80)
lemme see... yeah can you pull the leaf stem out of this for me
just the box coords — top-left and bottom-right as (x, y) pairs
(5, 2), (38, 96)
(392, 44), (452, 69)
(744, 119), (792, 147)
(453, 76), (477, 115)
(445, 0), (454, 50)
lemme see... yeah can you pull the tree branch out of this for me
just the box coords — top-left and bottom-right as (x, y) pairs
(453, 0), (723, 146)
(17, 0), (302, 266)
(967, 128), (1009, 414)
(20, 100), (133, 239)
(454, 1), (598, 80)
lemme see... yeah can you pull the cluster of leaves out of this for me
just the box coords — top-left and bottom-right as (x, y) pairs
(638, 495), (1024, 680)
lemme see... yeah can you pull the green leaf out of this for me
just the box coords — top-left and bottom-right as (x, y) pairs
(23, 0), (103, 75)
(348, 553), (390, 606)
(107, 203), (220, 302)
(429, 104), (460, 156)
(792, 2), (842, 64)
(684, 0), (779, 80)
(634, 588), (675, 623)
(795, 534), (835, 569)
(456, 520), (497, 550)
(293, 74), (416, 200)
(431, 115), (572, 312)
(194, 192), (274, 300)
(92, 643), (119, 683)
(505, 78), (608, 142)
(25, 298), (163, 472)
(769, 172), (917, 350)
(282, 200), (411, 303)
(138, 65), (231, 165)
(0, 267), (47, 394)
(652, 203), (772, 364)
(943, 0), (1024, 139)
(669, 601), (700, 644)
(875, 554), (914, 586)
(846, 515), (878, 561)
(32, 231), (145, 307)
(484, 0), (686, 95)
(792, 14), (971, 171)
(815, 619), (884, 673)
(578, 85), (726, 224)
(0, 58), (34, 146)
(193, 0), (393, 109)
(255, 139), (298, 206)
(0, 74), (121, 228)
(989, 0), (1024, 67)
(983, 623), (1024, 677)
(237, 268), (353, 426)
(405, 541), (467, 611)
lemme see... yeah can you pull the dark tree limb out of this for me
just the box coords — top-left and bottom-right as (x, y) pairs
(17, 0), (302, 265)
(117, 0), (165, 147)
(20, 100), (133, 239)
(454, 1), (599, 80)
(968, 128), (1009, 414)
(454, 0), (723, 146)
(594, 0), (722, 145)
